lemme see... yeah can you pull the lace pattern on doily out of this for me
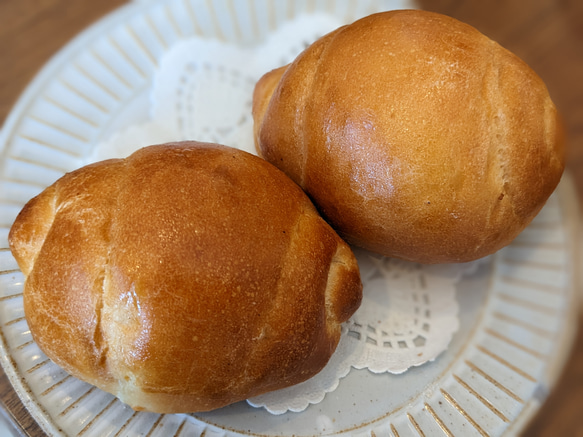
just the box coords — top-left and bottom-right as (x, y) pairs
(348, 252), (483, 372)
(88, 13), (481, 415)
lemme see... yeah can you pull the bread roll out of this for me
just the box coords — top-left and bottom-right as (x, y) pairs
(8, 142), (362, 413)
(253, 10), (564, 264)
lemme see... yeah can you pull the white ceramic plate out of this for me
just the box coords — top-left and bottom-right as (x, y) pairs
(0, 1), (579, 436)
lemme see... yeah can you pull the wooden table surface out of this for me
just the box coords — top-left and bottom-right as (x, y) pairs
(0, 0), (581, 435)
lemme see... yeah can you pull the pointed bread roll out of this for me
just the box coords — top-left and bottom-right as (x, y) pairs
(253, 10), (564, 263)
(9, 142), (362, 413)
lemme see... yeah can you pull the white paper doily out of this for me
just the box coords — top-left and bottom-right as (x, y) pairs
(87, 15), (478, 414)
(89, 13), (345, 161)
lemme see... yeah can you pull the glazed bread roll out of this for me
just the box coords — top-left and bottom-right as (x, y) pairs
(253, 10), (565, 263)
(8, 142), (362, 413)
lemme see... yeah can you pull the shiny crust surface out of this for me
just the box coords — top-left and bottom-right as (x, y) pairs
(253, 10), (565, 263)
(8, 142), (362, 413)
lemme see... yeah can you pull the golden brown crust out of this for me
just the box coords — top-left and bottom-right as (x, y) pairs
(253, 10), (565, 264)
(8, 142), (362, 413)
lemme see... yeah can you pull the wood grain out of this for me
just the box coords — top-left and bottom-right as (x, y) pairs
(0, 0), (581, 436)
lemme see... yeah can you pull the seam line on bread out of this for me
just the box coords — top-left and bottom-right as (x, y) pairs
(25, 187), (59, 278)
(324, 245), (345, 330)
(242, 209), (306, 375)
(489, 53), (512, 210)
(299, 28), (342, 188)
(482, 53), (514, 254)
(94, 161), (128, 385)
(93, 233), (110, 373)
